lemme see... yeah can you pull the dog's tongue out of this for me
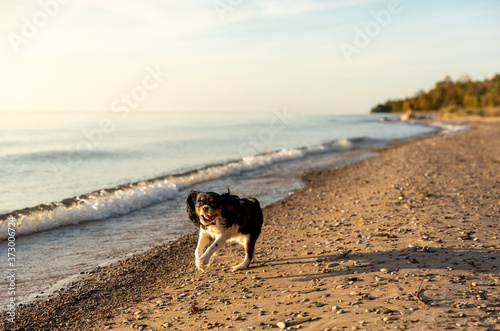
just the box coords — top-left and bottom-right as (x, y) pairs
(202, 214), (214, 222)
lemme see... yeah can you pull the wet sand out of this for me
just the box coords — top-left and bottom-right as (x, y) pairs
(2, 118), (499, 331)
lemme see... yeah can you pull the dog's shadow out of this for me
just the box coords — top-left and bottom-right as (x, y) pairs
(197, 241), (497, 287)
(241, 246), (497, 281)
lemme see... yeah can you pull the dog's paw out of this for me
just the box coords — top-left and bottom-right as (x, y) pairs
(196, 262), (208, 272)
(196, 263), (208, 272)
(199, 255), (210, 265)
(196, 257), (210, 272)
(231, 264), (247, 272)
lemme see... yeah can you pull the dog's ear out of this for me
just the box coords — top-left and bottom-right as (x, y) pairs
(186, 190), (199, 224)
(221, 193), (242, 222)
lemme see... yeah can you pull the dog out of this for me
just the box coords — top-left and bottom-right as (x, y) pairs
(186, 189), (263, 272)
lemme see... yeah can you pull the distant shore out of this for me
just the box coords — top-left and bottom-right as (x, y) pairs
(376, 107), (500, 118)
(2, 118), (500, 331)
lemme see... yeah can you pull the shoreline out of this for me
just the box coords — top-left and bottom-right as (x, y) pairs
(2, 118), (500, 330)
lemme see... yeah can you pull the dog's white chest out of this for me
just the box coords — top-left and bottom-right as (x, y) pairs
(203, 224), (223, 238)
(203, 222), (248, 245)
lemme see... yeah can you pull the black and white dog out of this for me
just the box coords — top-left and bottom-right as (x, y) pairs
(186, 189), (263, 272)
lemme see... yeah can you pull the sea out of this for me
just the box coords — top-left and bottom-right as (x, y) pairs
(0, 110), (465, 307)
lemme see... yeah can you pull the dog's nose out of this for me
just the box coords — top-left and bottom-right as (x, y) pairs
(202, 206), (209, 213)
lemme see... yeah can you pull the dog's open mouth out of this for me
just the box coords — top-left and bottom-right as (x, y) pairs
(201, 214), (215, 223)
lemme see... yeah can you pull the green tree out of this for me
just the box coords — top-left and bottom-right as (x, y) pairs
(370, 73), (500, 114)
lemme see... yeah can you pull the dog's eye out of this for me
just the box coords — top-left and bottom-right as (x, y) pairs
(208, 200), (220, 209)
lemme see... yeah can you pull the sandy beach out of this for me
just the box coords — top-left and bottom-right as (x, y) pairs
(3, 118), (499, 331)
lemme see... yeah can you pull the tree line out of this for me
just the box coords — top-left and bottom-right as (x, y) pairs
(371, 74), (500, 113)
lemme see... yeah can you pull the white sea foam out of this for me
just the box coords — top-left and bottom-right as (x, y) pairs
(333, 138), (352, 147)
(426, 121), (469, 134)
(0, 180), (179, 240)
(0, 137), (371, 240)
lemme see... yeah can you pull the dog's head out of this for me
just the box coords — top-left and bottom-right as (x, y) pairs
(186, 189), (241, 227)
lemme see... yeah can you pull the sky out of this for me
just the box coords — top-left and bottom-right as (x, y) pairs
(1, 0), (499, 115)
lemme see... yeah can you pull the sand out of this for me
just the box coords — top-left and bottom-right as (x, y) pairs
(2, 118), (499, 331)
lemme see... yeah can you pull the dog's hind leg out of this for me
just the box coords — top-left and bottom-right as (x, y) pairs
(232, 239), (256, 272)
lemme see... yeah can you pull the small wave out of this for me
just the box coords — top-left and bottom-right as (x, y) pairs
(426, 121), (469, 134)
(0, 137), (373, 239)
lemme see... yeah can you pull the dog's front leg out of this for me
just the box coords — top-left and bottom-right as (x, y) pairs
(198, 236), (225, 271)
(195, 231), (211, 271)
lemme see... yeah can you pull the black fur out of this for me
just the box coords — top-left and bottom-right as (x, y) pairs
(186, 190), (200, 225)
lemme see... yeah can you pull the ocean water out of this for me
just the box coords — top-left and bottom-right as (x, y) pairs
(0, 110), (448, 306)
